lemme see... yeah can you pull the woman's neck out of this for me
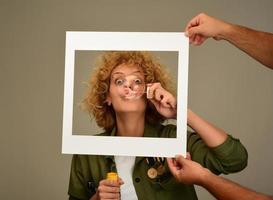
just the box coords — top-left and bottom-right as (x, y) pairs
(115, 112), (145, 137)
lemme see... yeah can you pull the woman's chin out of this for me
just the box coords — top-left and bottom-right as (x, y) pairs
(114, 103), (146, 113)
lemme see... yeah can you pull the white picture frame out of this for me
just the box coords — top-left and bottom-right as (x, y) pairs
(62, 31), (189, 157)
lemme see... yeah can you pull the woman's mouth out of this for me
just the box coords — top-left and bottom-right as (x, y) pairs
(122, 89), (142, 100)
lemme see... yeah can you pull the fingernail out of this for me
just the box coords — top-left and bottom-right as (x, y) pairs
(146, 86), (152, 99)
(184, 31), (189, 37)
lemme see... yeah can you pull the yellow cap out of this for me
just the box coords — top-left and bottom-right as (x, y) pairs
(107, 172), (118, 181)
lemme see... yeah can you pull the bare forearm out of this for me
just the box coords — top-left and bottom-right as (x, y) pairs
(187, 110), (227, 147)
(200, 172), (272, 200)
(223, 24), (273, 69)
(186, 13), (273, 69)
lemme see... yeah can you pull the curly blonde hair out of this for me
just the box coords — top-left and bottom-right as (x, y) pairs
(82, 51), (175, 132)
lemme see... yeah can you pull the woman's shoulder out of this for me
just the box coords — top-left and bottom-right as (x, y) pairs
(72, 154), (104, 161)
(161, 123), (176, 133)
(154, 123), (194, 138)
(147, 123), (177, 138)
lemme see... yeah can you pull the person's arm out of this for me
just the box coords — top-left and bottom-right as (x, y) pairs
(202, 172), (272, 200)
(187, 109), (227, 147)
(185, 13), (273, 69)
(68, 155), (123, 200)
(167, 155), (272, 200)
(186, 110), (248, 174)
(148, 84), (248, 173)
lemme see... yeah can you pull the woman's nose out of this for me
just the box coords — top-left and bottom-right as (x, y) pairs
(124, 80), (134, 90)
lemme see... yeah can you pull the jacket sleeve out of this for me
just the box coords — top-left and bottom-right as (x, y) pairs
(187, 131), (248, 175)
(68, 155), (95, 200)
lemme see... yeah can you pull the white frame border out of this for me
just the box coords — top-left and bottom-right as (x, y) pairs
(62, 32), (189, 157)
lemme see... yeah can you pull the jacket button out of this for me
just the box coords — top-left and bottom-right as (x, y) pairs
(135, 177), (140, 183)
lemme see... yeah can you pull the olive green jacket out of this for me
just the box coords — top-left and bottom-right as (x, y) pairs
(68, 123), (248, 200)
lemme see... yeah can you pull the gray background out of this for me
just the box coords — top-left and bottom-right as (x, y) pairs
(1, 0), (273, 199)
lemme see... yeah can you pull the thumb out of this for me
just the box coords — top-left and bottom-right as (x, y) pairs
(167, 158), (179, 176)
(175, 155), (187, 166)
(187, 26), (203, 37)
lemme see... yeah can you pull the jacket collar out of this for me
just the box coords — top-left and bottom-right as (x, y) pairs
(106, 122), (161, 137)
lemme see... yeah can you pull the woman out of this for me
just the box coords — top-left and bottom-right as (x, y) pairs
(68, 51), (248, 200)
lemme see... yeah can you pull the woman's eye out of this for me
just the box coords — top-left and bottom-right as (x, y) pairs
(134, 79), (142, 85)
(115, 79), (124, 85)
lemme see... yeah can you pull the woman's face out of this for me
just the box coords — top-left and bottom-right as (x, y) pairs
(107, 63), (147, 114)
